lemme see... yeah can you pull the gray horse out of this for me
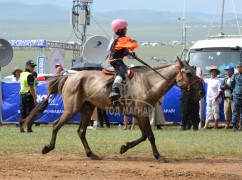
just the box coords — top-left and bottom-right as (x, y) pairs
(24, 58), (204, 162)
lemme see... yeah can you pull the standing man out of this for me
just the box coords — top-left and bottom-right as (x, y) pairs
(12, 67), (22, 82)
(97, 108), (110, 128)
(200, 67), (222, 129)
(53, 63), (64, 76)
(230, 62), (242, 132)
(220, 66), (234, 129)
(150, 97), (165, 130)
(179, 66), (200, 131)
(19, 60), (37, 133)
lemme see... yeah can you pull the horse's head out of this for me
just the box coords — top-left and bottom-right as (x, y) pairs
(175, 57), (204, 101)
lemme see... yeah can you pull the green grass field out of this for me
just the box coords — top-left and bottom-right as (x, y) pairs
(0, 124), (241, 159)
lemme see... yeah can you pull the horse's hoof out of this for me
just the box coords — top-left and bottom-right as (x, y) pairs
(157, 157), (166, 163)
(89, 153), (101, 160)
(120, 145), (128, 154)
(42, 145), (53, 154)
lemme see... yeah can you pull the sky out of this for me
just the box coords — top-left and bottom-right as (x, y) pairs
(0, 0), (241, 13)
(91, 0), (241, 13)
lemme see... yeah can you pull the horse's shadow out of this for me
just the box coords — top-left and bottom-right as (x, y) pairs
(53, 155), (242, 164)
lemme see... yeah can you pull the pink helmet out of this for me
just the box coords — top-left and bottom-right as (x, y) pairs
(111, 19), (128, 33)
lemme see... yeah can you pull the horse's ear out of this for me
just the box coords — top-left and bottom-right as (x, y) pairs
(176, 56), (183, 67)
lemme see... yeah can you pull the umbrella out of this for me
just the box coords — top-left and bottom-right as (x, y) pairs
(71, 62), (103, 71)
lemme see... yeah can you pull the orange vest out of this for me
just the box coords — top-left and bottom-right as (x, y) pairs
(106, 36), (138, 63)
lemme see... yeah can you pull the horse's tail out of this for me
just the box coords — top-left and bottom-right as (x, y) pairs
(23, 98), (49, 126)
(48, 75), (69, 95)
(23, 75), (69, 126)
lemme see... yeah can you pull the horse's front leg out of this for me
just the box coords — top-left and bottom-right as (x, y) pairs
(78, 103), (101, 160)
(42, 112), (75, 154)
(120, 117), (147, 154)
(120, 116), (165, 162)
(141, 117), (165, 162)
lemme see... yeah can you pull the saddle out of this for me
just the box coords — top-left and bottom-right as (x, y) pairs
(102, 67), (135, 80)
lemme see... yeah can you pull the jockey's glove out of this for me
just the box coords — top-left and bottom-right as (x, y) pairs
(128, 52), (136, 59)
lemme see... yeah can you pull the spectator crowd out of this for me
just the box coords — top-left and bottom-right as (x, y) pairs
(198, 63), (242, 132)
(10, 59), (242, 132)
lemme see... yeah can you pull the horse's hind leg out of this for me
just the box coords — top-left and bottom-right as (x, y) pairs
(77, 102), (101, 160)
(120, 117), (165, 162)
(42, 112), (75, 154)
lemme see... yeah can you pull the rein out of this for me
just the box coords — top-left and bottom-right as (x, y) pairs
(134, 56), (170, 81)
(135, 56), (199, 89)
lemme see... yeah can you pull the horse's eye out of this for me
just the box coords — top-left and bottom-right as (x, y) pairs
(185, 69), (192, 75)
(187, 73), (192, 77)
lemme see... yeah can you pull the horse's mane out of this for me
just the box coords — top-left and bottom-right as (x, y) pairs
(153, 63), (176, 70)
(132, 62), (175, 72)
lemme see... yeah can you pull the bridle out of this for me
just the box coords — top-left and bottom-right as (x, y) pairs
(176, 65), (201, 90)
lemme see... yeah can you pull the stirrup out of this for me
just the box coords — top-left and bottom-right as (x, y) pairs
(110, 95), (120, 104)
(109, 94), (120, 108)
(109, 91), (121, 100)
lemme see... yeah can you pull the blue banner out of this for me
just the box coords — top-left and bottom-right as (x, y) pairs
(1, 82), (224, 124)
(162, 86), (181, 122)
(1, 82), (81, 123)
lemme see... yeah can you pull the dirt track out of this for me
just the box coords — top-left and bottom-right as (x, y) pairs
(0, 153), (242, 180)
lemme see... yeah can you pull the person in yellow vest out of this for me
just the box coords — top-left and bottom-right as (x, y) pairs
(19, 60), (37, 133)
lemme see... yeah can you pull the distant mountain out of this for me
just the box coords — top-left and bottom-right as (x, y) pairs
(95, 10), (242, 25)
(0, 2), (69, 21)
(0, 2), (241, 42)
(0, 2), (242, 24)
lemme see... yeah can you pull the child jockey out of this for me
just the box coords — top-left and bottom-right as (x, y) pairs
(106, 19), (138, 102)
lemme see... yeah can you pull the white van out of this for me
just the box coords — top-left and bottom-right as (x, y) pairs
(187, 35), (242, 124)
(188, 35), (242, 77)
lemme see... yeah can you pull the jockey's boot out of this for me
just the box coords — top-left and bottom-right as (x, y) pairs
(109, 76), (123, 104)
(109, 86), (121, 103)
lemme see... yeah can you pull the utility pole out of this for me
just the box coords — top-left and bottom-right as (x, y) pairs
(220, 0), (225, 35)
(71, 0), (93, 62)
(178, 0), (187, 61)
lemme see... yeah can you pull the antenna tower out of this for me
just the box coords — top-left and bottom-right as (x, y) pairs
(71, 0), (93, 61)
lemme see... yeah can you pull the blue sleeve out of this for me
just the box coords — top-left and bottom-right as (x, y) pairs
(220, 78), (226, 90)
